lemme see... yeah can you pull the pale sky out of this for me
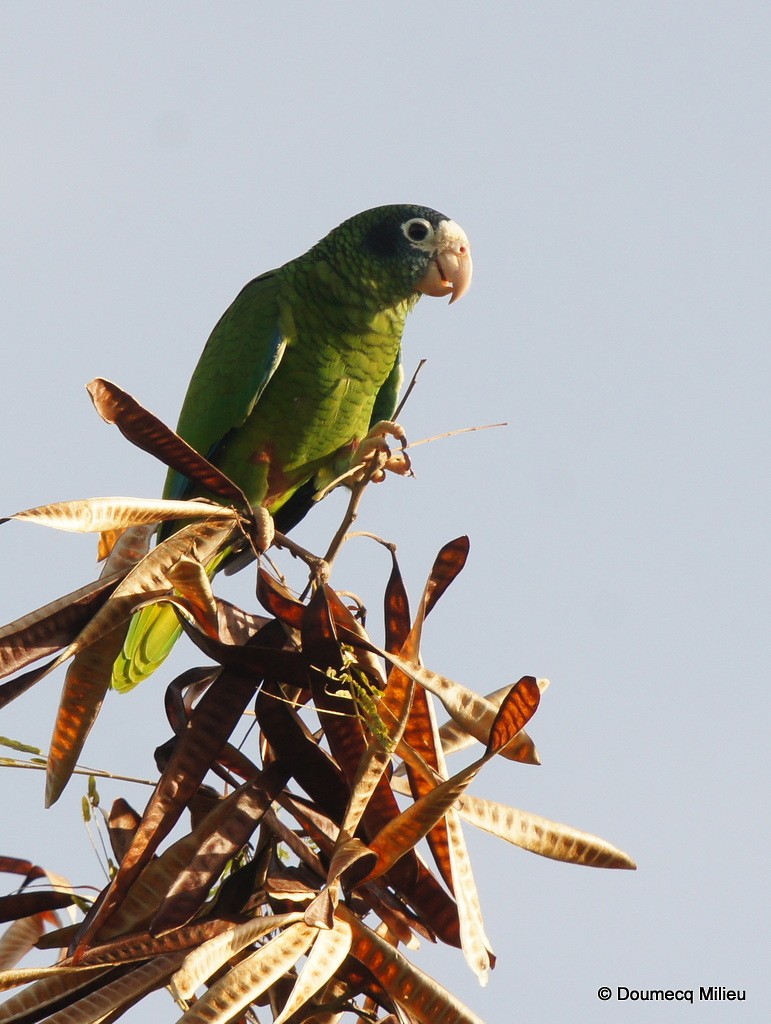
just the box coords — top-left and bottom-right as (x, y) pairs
(1, 3), (768, 1022)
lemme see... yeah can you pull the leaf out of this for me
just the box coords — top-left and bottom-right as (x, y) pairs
(423, 536), (470, 617)
(383, 549), (411, 655)
(107, 799), (142, 864)
(377, 542), (465, 896)
(0, 959), (106, 994)
(5, 496), (238, 534)
(0, 963), (115, 1018)
(302, 586), (342, 666)
(377, 845), (462, 933)
(0, 657), (60, 711)
(445, 809), (493, 986)
(377, 676), (540, 896)
(149, 766), (288, 934)
(275, 793), (349, 870)
(87, 378), (249, 507)
(214, 598), (271, 647)
(255, 679), (350, 826)
(163, 667), (220, 737)
(97, 522), (154, 573)
(20, 520), (232, 707)
(73, 653), (275, 950)
(34, 922), (80, 951)
(62, 519), (232, 663)
(0, 890), (75, 924)
(95, 777), (278, 942)
(303, 883), (339, 930)
(43, 953), (185, 1023)
(367, 646), (541, 766)
(0, 916), (48, 972)
(56, 916), (240, 969)
(386, 613), (494, 985)
(168, 913), (304, 1002)
(166, 554), (218, 631)
(45, 626), (126, 806)
(485, 676), (541, 756)
(174, 920), (317, 1023)
(0, 858), (45, 882)
(324, 587), (386, 690)
(366, 759), (482, 882)
(322, 589), (417, 876)
(336, 740), (400, 861)
(396, 660), (452, 890)
(436, 683), (543, 763)
(257, 568), (305, 629)
(326, 838), (377, 891)
(343, 907), (485, 1024)
(273, 916), (353, 1024)
(177, 616), (310, 684)
(304, 605), (419, 889)
(0, 573), (123, 684)
(458, 795), (637, 869)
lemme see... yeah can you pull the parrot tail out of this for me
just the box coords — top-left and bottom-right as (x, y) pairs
(111, 603), (184, 693)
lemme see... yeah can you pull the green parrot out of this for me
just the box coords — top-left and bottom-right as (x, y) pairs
(112, 204), (472, 691)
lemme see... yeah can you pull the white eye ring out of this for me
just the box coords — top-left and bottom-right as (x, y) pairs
(401, 218), (434, 244)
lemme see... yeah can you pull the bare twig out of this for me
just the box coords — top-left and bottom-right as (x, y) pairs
(296, 466), (380, 604)
(393, 357), (427, 420)
(343, 531), (397, 554)
(405, 421), (507, 449)
(272, 529), (330, 584)
(321, 462), (380, 570)
(0, 757), (156, 787)
(333, 590), (368, 621)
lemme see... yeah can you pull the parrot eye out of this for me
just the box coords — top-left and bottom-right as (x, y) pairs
(402, 218), (434, 244)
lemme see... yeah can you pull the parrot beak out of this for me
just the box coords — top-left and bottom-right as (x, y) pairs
(416, 219), (473, 303)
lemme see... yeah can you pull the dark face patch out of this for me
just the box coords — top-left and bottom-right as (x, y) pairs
(364, 213), (410, 259)
(362, 205), (449, 260)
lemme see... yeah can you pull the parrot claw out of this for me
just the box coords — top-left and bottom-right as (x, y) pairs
(354, 419), (412, 483)
(369, 447), (412, 483)
(367, 419), (408, 448)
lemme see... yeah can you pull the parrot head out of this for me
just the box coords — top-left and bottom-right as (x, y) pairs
(316, 204), (472, 307)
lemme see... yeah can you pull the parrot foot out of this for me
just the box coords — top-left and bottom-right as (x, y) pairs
(354, 420), (412, 484)
(224, 505), (275, 576)
(251, 505), (275, 553)
(312, 421), (412, 501)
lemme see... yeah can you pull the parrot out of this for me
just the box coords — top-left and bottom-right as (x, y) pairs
(112, 204), (472, 691)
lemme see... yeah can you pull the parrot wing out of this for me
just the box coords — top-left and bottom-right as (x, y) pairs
(165, 270), (291, 502)
(113, 271), (293, 692)
(369, 352), (404, 427)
